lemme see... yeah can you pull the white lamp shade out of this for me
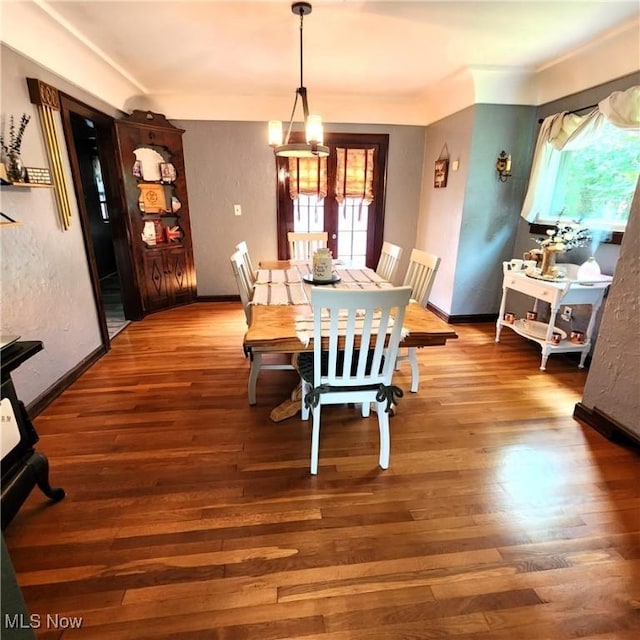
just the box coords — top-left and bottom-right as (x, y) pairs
(268, 120), (283, 147)
(306, 115), (323, 145)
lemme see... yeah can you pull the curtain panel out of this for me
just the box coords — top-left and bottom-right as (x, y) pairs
(521, 86), (640, 222)
(288, 157), (328, 201)
(335, 147), (375, 204)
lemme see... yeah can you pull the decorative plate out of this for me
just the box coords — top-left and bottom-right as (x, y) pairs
(302, 274), (341, 285)
(524, 268), (567, 282)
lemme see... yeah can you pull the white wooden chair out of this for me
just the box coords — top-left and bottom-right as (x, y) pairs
(396, 248), (441, 392)
(298, 286), (412, 474)
(375, 241), (403, 282)
(287, 231), (328, 261)
(230, 250), (254, 324)
(235, 241), (256, 284)
(230, 251), (294, 405)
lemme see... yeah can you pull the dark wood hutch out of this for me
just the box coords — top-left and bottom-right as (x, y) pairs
(114, 110), (196, 317)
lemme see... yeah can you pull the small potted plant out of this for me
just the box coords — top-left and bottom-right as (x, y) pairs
(0, 113), (31, 183)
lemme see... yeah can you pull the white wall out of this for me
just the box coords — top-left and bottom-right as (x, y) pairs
(581, 181), (640, 434)
(1, 46), (109, 404)
(415, 108), (473, 314)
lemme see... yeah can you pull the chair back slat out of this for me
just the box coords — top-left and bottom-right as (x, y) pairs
(287, 232), (328, 261)
(235, 241), (256, 284)
(230, 250), (254, 324)
(376, 241), (403, 282)
(403, 249), (441, 307)
(310, 287), (412, 389)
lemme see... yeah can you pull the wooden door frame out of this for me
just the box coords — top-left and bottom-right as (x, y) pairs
(59, 95), (143, 347)
(276, 132), (389, 267)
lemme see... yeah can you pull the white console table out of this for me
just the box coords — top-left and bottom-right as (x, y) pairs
(496, 263), (612, 370)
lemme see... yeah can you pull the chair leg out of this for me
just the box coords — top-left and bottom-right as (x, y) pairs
(248, 352), (262, 405)
(301, 380), (311, 420)
(377, 401), (390, 469)
(362, 402), (371, 417)
(408, 347), (419, 393)
(310, 404), (321, 475)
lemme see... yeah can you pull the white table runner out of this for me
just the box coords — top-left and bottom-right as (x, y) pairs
(251, 282), (309, 305)
(251, 264), (394, 307)
(255, 268), (302, 283)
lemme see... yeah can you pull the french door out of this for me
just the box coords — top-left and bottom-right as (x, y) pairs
(276, 133), (389, 267)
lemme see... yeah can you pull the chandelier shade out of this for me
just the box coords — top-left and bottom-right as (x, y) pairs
(269, 2), (329, 158)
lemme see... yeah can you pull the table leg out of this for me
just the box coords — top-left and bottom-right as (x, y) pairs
(248, 351), (261, 405)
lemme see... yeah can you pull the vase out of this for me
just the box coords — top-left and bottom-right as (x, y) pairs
(312, 248), (333, 281)
(540, 247), (560, 277)
(6, 152), (25, 183)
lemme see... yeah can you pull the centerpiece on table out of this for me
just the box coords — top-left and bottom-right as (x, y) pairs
(534, 220), (591, 278)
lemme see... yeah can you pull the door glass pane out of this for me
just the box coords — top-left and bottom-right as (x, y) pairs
(293, 194), (325, 232)
(337, 198), (369, 265)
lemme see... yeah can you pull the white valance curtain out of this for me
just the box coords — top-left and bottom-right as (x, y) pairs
(521, 85), (640, 222)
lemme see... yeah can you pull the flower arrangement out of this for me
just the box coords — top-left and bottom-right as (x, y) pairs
(0, 113), (31, 182)
(0, 113), (31, 158)
(536, 220), (591, 252)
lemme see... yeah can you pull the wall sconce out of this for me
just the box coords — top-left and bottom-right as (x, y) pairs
(496, 150), (512, 182)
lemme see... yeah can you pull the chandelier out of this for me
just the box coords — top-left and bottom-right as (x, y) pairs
(268, 2), (329, 158)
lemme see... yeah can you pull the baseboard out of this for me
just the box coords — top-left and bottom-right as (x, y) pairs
(574, 402), (640, 448)
(26, 345), (106, 419)
(197, 295), (240, 302)
(426, 303), (497, 325)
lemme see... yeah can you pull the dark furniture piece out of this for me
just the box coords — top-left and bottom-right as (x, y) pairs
(1, 341), (65, 530)
(1, 534), (37, 639)
(115, 110), (196, 316)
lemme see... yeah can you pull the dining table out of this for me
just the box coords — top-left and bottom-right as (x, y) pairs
(242, 260), (458, 408)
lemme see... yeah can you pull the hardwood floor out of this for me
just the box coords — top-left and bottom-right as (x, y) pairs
(4, 302), (639, 639)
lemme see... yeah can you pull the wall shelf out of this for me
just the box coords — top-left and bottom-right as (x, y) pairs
(0, 181), (53, 188)
(1, 212), (21, 226)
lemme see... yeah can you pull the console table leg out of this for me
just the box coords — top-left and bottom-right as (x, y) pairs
(579, 349), (588, 369)
(2, 451), (65, 530)
(29, 451), (65, 502)
(540, 350), (550, 370)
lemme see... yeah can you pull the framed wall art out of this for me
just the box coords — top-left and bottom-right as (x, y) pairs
(434, 159), (449, 188)
(159, 162), (176, 183)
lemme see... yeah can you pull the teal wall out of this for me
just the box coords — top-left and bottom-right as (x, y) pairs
(452, 104), (537, 316)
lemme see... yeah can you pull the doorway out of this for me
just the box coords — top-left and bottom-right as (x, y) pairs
(69, 113), (127, 338)
(59, 94), (136, 347)
(276, 133), (389, 266)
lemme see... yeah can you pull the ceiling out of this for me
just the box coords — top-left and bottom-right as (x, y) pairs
(5, 1), (640, 123)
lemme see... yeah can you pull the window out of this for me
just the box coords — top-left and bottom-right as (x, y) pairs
(521, 86), (640, 235)
(544, 121), (638, 231)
